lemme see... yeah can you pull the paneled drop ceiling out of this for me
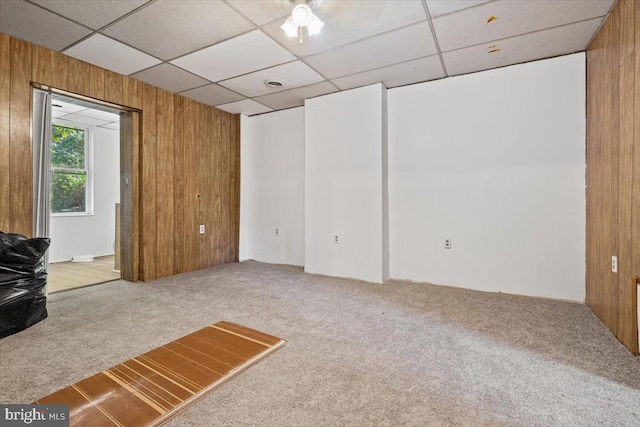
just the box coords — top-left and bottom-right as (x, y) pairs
(0, 0), (615, 116)
(51, 94), (121, 131)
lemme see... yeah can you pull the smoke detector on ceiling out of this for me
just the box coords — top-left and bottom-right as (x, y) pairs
(265, 80), (284, 89)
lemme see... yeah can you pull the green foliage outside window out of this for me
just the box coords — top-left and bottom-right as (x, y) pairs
(51, 125), (87, 213)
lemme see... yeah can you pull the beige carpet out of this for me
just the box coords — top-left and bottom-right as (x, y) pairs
(1, 261), (639, 426)
(48, 255), (120, 293)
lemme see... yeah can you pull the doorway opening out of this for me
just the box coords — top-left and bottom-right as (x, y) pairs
(33, 90), (123, 292)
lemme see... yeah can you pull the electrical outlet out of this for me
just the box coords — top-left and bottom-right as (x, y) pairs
(612, 256), (618, 273)
(444, 238), (452, 249)
(275, 228), (280, 236)
(199, 225), (205, 234)
(334, 235), (340, 244)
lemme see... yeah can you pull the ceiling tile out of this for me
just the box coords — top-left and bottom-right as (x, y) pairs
(102, 0), (253, 60)
(171, 30), (296, 83)
(55, 113), (109, 126)
(100, 122), (120, 131)
(30, 0), (149, 30)
(304, 23), (437, 79)
(51, 100), (86, 114)
(180, 84), (245, 106)
(74, 108), (120, 122)
(226, 0), (292, 26)
(426, 1), (492, 18)
(219, 61), (324, 97)
(130, 63), (210, 93)
(262, 0), (427, 57)
(331, 55), (445, 91)
(443, 17), (602, 76)
(433, 0), (615, 52)
(216, 99), (272, 116)
(0, 0), (92, 51)
(64, 34), (161, 75)
(253, 81), (338, 110)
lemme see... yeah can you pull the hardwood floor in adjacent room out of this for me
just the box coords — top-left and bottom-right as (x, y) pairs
(48, 255), (120, 293)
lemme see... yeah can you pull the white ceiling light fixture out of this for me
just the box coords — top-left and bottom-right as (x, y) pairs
(281, 3), (324, 44)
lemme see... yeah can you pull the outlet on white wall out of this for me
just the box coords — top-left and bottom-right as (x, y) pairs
(200, 225), (205, 234)
(275, 228), (280, 236)
(444, 238), (452, 249)
(334, 235), (340, 244)
(612, 255), (618, 273)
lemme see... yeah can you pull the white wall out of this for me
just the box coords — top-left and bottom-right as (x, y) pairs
(305, 84), (388, 283)
(49, 127), (120, 262)
(239, 108), (305, 266)
(388, 53), (586, 301)
(239, 54), (586, 301)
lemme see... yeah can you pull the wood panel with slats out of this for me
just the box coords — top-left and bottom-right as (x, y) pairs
(35, 321), (285, 427)
(586, 0), (639, 354)
(0, 32), (241, 284)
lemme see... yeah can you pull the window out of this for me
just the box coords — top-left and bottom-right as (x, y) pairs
(50, 124), (92, 215)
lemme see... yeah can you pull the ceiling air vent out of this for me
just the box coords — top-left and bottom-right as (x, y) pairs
(265, 80), (284, 89)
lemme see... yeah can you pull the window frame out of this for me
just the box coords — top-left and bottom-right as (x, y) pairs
(50, 120), (94, 217)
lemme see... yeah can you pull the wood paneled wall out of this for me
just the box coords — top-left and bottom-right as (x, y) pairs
(586, 0), (640, 354)
(0, 32), (240, 282)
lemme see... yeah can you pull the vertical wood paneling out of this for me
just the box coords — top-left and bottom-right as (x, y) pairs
(184, 99), (200, 272)
(104, 70), (123, 105)
(219, 113), (231, 263)
(634, 1), (640, 282)
(9, 38), (32, 237)
(586, 0), (639, 354)
(195, 108), (239, 267)
(131, 111), (141, 281)
(609, 5), (621, 336)
(231, 115), (240, 261)
(600, 14), (613, 330)
(141, 84), (157, 282)
(633, 1), (640, 349)
(585, 38), (597, 311)
(67, 58), (90, 97)
(120, 112), (137, 282)
(89, 64), (105, 100)
(0, 34), (10, 232)
(0, 32), (240, 284)
(617, 0), (636, 350)
(123, 76), (142, 110)
(31, 45), (68, 90)
(212, 109), (223, 265)
(156, 89), (174, 278)
(173, 95), (185, 274)
(199, 104), (212, 269)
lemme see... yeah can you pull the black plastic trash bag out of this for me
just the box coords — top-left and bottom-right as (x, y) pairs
(0, 231), (51, 339)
